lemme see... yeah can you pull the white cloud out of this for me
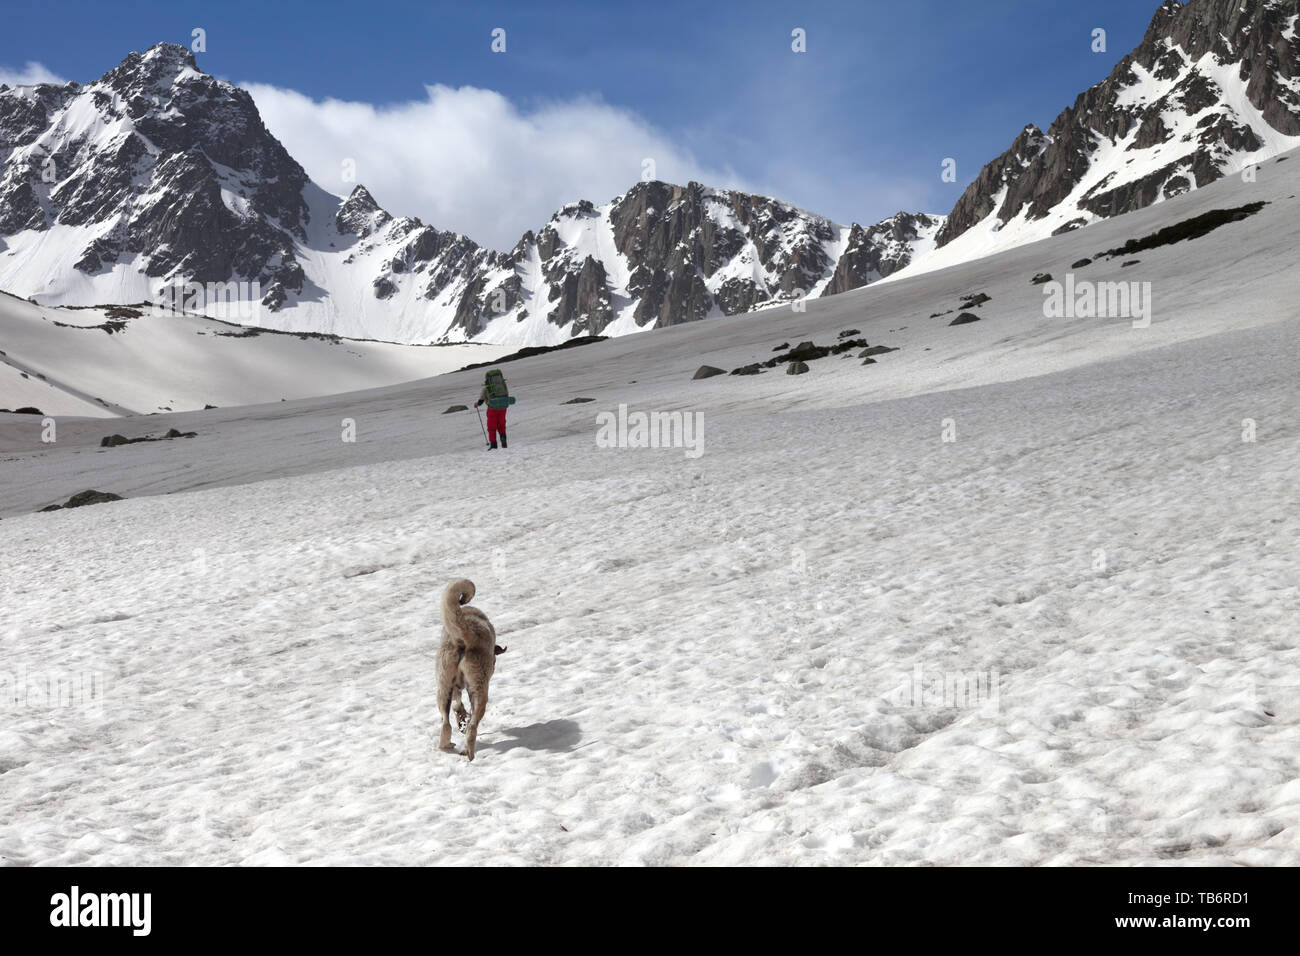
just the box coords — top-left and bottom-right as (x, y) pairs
(241, 82), (750, 250)
(0, 61), (68, 87)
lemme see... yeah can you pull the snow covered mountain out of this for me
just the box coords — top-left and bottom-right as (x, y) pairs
(4, 0), (1293, 347)
(907, 0), (1300, 275)
(0, 43), (939, 346)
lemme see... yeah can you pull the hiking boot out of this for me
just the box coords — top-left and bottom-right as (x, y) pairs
(500, 431), (507, 449)
(488, 440), (498, 449)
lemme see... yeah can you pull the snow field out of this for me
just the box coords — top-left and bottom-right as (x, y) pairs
(1, 314), (1297, 865)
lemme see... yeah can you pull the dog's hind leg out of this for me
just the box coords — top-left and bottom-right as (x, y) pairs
(463, 683), (489, 761)
(436, 675), (456, 752)
(453, 686), (469, 731)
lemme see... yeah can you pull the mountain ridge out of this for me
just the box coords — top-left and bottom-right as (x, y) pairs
(916, 0), (1300, 275)
(0, 46), (940, 345)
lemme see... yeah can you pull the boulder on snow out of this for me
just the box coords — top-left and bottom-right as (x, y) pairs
(693, 365), (727, 380)
(949, 312), (982, 326)
(861, 357), (877, 365)
(12, 406), (43, 415)
(443, 405), (469, 413)
(731, 363), (763, 376)
(786, 361), (810, 376)
(837, 328), (861, 339)
(562, 397), (596, 404)
(859, 345), (897, 357)
(784, 341), (826, 363)
(65, 490), (124, 508)
(101, 429), (196, 447)
(1071, 258), (1092, 269)
(1031, 272), (1053, 285)
(828, 337), (869, 355)
(771, 342), (790, 352)
(41, 490), (125, 512)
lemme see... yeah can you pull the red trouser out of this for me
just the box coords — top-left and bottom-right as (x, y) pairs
(486, 407), (507, 440)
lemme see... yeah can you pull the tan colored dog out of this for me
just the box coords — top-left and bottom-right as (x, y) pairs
(437, 578), (506, 760)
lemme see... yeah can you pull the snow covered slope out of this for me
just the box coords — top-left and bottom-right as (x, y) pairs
(0, 45), (938, 346)
(0, 141), (1296, 866)
(4, 316), (1296, 866)
(901, 0), (1300, 279)
(0, 294), (505, 417)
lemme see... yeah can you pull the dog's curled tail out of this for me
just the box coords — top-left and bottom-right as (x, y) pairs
(442, 578), (476, 633)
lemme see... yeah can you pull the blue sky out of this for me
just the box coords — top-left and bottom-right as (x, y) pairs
(0, 0), (1169, 248)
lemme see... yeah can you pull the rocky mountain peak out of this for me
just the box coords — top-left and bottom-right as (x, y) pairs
(100, 43), (201, 98)
(934, 0), (1300, 252)
(336, 185), (393, 237)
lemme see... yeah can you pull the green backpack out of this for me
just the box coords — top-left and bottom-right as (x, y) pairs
(483, 369), (515, 410)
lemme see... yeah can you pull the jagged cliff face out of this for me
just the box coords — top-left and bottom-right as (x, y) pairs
(430, 182), (942, 344)
(822, 212), (943, 297)
(934, 0), (1300, 255)
(0, 45), (312, 305)
(0, 43), (940, 345)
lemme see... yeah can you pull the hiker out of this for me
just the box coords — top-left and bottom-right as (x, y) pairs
(474, 368), (516, 449)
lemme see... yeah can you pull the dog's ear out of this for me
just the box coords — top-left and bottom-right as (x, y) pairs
(494, 645), (508, 655)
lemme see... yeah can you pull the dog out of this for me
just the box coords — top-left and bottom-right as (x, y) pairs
(436, 578), (506, 760)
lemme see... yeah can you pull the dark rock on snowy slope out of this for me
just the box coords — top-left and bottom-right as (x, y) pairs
(729, 336), (886, 376)
(935, 0), (1300, 252)
(100, 429), (196, 447)
(693, 366), (727, 380)
(457, 334), (608, 371)
(40, 490), (125, 511)
(1097, 200), (1268, 257)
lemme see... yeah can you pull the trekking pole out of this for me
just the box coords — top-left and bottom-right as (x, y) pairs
(475, 405), (489, 448)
